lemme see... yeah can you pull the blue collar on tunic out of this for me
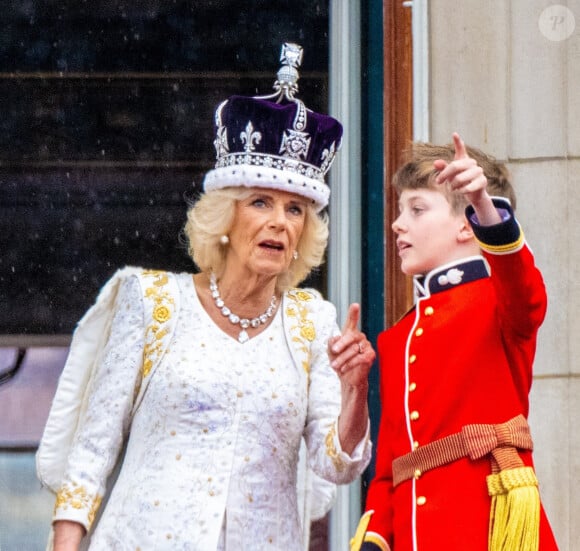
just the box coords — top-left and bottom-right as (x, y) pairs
(413, 256), (491, 298)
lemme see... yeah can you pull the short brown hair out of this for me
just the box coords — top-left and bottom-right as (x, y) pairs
(393, 141), (516, 213)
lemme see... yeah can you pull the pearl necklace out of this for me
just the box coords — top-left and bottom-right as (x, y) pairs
(209, 272), (277, 343)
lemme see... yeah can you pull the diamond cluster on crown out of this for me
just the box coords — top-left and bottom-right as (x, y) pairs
(213, 117), (338, 183)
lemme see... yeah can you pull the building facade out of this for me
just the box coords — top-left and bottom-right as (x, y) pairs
(0, 1), (577, 549)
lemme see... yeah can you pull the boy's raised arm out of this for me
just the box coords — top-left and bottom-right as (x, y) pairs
(434, 132), (502, 226)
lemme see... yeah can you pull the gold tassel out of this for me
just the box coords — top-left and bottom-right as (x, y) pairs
(486, 466), (540, 551)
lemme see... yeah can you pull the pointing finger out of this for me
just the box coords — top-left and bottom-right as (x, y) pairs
(342, 303), (361, 334)
(453, 132), (468, 160)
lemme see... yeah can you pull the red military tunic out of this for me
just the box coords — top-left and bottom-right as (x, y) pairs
(361, 200), (559, 551)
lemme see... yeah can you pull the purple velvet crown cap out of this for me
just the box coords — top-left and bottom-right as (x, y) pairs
(203, 45), (343, 212)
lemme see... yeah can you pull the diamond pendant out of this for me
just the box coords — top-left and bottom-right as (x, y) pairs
(210, 272), (275, 345)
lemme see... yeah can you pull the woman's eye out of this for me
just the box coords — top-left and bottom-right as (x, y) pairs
(289, 205), (303, 215)
(252, 198), (267, 207)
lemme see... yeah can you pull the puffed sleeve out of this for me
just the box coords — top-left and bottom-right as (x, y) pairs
(303, 297), (372, 484)
(52, 275), (145, 531)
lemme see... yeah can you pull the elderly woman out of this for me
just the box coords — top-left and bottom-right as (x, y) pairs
(38, 44), (374, 551)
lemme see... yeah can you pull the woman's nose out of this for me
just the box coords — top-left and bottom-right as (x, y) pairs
(268, 205), (287, 228)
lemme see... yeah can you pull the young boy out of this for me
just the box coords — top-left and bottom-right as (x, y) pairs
(352, 134), (558, 551)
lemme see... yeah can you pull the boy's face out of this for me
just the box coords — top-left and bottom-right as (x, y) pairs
(393, 188), (469, 276)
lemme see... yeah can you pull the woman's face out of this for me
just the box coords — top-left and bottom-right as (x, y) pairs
(226, 188), (307, 279)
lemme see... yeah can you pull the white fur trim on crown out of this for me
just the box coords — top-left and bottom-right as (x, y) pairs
(203, 164), (330, 211)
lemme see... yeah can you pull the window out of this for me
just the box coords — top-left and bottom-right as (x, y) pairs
(0, 3), (331, 549)
(0, 1), (330, 337)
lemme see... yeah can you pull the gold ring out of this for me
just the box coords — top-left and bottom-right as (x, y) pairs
(358, 342), (364, 354)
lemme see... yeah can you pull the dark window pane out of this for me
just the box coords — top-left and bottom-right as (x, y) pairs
(0, 1), (329, 73)
(0, 2), (329, 336)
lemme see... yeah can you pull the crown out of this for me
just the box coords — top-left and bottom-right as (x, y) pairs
(202, 43), (343, 211)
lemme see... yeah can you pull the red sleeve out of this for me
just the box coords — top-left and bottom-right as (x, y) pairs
(484, 244), (546, 339)
(469, 198), (547, 402)
(468, 198), (547, 339)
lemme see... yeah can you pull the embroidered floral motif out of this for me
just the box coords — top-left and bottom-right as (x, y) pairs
(285, 289), (316, 375)
(141, 270), (175, 380)
(55, 482), (103, 528)
(153, 305), (171, 323)
(293, 290), (315, 303)
(325, 422), (346, 472)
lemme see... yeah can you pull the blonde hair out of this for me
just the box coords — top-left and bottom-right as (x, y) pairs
(184, 187), (329, 291)
(393, 142), (515, 214)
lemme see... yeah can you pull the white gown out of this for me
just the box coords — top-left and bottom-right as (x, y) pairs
(52, 272), (371, 550)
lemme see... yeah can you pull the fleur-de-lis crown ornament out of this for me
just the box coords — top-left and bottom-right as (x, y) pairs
(203, 43), (343, 212)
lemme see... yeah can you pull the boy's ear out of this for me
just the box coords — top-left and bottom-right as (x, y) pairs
(457, 215), (475, 243)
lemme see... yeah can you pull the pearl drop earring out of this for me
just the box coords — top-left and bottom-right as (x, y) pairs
(220, 235), (230, 245)
(292, 250), (299, 260)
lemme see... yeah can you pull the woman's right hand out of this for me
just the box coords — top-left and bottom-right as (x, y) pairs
(52, 520), (85, 551)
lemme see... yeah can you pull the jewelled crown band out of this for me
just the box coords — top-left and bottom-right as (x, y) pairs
(202, 43), (343, 211)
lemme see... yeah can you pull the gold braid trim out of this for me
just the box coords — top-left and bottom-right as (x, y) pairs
(475, 225), (525, 255)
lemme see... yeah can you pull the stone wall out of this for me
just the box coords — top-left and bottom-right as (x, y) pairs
(428, 1), (579, 547)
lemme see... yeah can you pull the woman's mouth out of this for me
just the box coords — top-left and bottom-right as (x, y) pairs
(259, 240), (284, 251)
